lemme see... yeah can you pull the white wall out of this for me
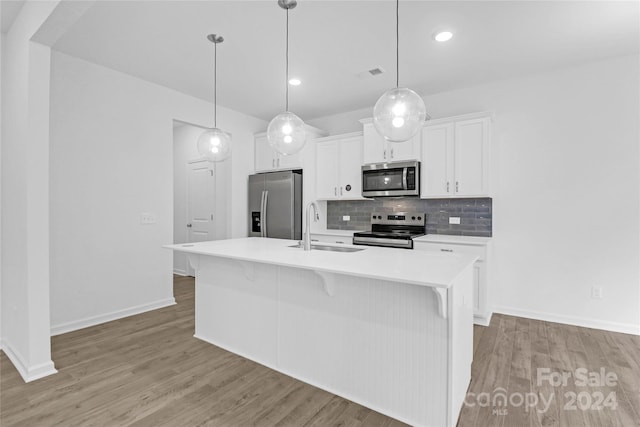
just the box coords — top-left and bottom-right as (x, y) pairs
(311, 55), (640, 334)
(49, 51), (265, 334)
(0, 31), (4, 352)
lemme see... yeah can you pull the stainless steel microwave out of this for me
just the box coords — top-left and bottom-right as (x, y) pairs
(361, 161), (420, 197)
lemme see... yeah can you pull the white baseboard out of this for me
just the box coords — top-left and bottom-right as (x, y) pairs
(493, 306), (640, 336)
(173, 268), (188, 276)
(474, 311), (492, 327)
(50, 298), (176, 336)
(0, 338), (58, 382)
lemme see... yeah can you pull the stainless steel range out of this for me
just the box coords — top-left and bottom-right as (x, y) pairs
(353, 212), (426, 249)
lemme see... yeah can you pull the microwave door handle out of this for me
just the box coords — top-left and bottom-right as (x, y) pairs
(402, 168), (408, 190)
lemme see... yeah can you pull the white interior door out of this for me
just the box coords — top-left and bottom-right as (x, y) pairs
(186, 160), (216, 275)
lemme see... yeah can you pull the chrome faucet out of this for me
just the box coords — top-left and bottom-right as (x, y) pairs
(303, 201), (319, 251)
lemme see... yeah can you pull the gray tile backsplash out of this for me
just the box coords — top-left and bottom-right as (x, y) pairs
(327, 198), (492, 237)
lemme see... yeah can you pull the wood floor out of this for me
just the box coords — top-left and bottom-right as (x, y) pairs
(1, 276), (638, 427)
(458, 312), (640, 427)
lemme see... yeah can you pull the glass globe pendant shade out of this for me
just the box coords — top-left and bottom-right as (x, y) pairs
(373, 87), (427, 143)
(267, 111), (306, 156)
(197, 127), (232, 162)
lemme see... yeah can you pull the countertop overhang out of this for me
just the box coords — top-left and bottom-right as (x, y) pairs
(165, 237), (478, 289)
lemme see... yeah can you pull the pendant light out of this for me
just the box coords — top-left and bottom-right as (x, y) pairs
(373, 0), (427, 143)
(267, 0), (306, 156)
(197, 34), (232, 162)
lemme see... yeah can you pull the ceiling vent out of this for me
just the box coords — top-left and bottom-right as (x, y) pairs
(357, 67), (386, 80)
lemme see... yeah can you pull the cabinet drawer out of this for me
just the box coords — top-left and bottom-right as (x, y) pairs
(414, 242), (486, 262)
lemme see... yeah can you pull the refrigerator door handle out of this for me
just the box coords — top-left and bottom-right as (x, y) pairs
(259, 191), (265, 237)
(262, 190), (269, 237)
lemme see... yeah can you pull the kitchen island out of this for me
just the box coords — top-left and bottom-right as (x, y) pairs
(165, 237), (477, 427)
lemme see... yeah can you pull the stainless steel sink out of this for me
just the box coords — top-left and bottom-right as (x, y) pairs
(289, 242), (364, 253)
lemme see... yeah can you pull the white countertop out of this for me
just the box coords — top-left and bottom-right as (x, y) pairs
(165, 237), (478, 289)
(414, 234), (492, 246)
(313, 230), (492, 245)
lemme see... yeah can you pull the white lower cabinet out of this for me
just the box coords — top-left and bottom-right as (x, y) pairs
(414, 240), (492, 325)
(309, 233), (352, 244)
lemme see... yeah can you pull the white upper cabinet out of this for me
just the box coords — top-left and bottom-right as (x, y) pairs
(338, 135), (364, 198)
(359, 118), (421, 164)
(315, 139), (339, 199)
(421, 123), (454, 197)
(254, 134), (301, 172)
(421, 112), (491, 198)
(454, 118), (490, 196)
(315, 133), (364, 200)
(254, 126), (327, 173)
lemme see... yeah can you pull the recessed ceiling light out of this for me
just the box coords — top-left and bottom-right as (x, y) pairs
(434, 31), (453, 42)
(288, 78), (301, 86)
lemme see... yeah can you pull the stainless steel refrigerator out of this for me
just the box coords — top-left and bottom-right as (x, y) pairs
(248, 170), (302, 240)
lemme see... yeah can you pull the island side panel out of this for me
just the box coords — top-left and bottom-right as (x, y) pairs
(448, 264), (474, 426)
(277, 267), (450, 427)
(194, 256), (279, 367)
(190, 252), (469, 427)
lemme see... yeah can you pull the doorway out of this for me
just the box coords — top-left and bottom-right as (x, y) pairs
(173, 120), (229, 276)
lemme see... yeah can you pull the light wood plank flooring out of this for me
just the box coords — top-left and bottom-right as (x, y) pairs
(1, 276), (638, 426)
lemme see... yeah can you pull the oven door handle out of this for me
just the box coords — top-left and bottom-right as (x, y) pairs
(402, 167), (408, 190)
(353, 236), (413, 249)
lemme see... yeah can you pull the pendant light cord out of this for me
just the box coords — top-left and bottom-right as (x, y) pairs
(396, 0), (399, 88)
(285, 8), (289, 112)
(214, 40), (218, 128)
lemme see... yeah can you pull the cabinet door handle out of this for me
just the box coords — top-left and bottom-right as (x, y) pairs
(390, 148), (394, 159)
(334, 187), (337, 196)
(311, 239), (319, 242)
(272, 159), (275, 167)
(335, 241), (345, 244)
(383, 149), (387, 159)
(277, 158), (280, 167)
(456, 181), (459, 193)
(440, 248), (453, 252)
(446, 182), (450, 193)
(340, 187), (343, 195)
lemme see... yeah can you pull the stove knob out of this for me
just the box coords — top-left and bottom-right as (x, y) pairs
(372, 215), (376, 219)
(417, 216), (422, 220)
(378, 215), (382, 219)
(411, 216), (416, 220)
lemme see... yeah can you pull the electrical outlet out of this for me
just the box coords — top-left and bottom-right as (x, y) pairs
(342, 215), (350, 221)
(140, 213), (157, 224)
(449, 216), (461, 225)
(591, 286), (603, 299)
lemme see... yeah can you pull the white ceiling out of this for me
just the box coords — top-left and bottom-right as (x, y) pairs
(45, 1), (640, 121)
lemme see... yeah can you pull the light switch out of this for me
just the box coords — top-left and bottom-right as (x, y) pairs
(342, 215), (350, 221)
(449, 216), (461, 225)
